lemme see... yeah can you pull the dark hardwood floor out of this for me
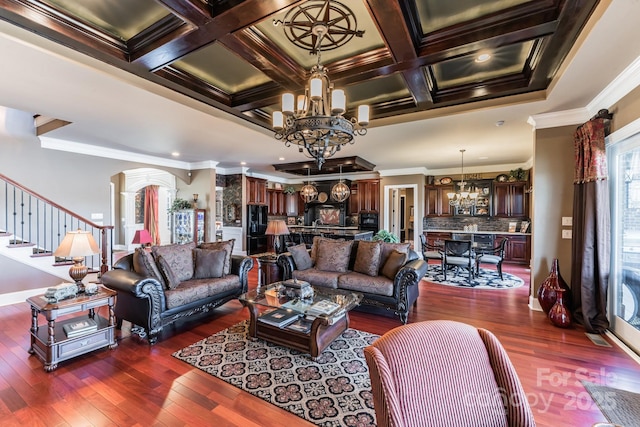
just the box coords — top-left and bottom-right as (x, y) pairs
(1, 261), (639, 426)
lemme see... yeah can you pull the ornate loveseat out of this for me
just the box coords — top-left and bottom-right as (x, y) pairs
(277, 238), (427, 323)
(102, 240), (253, 344)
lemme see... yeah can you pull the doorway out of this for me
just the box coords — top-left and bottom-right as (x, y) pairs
(383, 184), (418, 251)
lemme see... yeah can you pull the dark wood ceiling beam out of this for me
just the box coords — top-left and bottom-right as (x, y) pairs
(364, 0), (417, 63)
(155, 66), (232, 105)
(432, 74), (530, 104)
(156, 0), (212, 26)
(133, 0), (302, 71)
(401, 69), (432, 107)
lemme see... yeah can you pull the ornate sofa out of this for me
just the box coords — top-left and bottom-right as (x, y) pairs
(277, 238), (427, 323)
(102, 240), (253, 344)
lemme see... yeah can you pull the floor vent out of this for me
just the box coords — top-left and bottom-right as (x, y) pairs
(586, 333), (612, 347)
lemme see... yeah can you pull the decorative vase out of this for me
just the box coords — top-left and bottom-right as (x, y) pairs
(548, 288), (572, 328)
(537, 258), (571, 313)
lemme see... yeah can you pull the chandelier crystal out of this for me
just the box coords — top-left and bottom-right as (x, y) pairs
(272, 0), (369, 170)
(448, 149), (479, 208)
(331, 165), (350, 202)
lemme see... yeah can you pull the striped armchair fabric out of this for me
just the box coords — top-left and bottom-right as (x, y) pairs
(364, 320), (535, 427)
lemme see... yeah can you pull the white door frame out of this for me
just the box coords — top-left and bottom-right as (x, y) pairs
(383, 184), (419, 251)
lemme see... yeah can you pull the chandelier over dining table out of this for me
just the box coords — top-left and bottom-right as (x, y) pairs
(448, 149), (479, 208)
(272, 0), (369, 170)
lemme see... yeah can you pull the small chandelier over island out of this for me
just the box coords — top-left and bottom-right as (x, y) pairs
(272, 0), (369, 170)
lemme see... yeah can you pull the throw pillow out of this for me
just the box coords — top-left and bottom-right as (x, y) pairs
(315, 239), (353, 272)
(151, 242), (196, 283)
(289, 243), (313, 270)
(199, 239), (235, 275)
(381, 249), (408, 280)
(310, 236), (331, 265)
(353, 240), (383, 277)
(193, 248), (226, 279)
(132, 247), (166, 288)
(156, 255), (182, 290)
(380, 242), (411, 266)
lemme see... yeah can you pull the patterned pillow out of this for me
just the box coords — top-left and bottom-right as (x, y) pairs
(132, 247), (166, 288)
(156, 255), (182, 290)
(380, 242), (411, 266)
(289, 243), (312, 270)
(199, 239), (235, 275)
(353, 240), (383, 277)
(381, 249), (408, 280)
(193, 248), (226, 279)
(310, 236), (332, 264)
(315, 239), (353, 273)
(151, 242), (196, 283)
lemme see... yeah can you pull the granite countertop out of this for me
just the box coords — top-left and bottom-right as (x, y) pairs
(425, 229), (531, 236)
(289, 225), (360, 230)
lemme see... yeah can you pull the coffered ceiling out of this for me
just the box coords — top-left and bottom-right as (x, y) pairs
(1, 0), (639, 177)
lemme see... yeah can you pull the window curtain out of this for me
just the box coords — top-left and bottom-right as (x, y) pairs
(144, 185), (161, 245)
(571, 118), (610, 333)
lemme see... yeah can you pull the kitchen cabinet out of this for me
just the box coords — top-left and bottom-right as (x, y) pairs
(349, 182), (359, 214)
(493, 182), (528, 218)
(425, 185), (454, 217)
(171, 209), (206, 244)
(495, 234), (530, 265)
(285, 192), (299, 216)
(356, 179), (380, 212)
(267, 188), (285, 215)
(247, 177), (267, 205)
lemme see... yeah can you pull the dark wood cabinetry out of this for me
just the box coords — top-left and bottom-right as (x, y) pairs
(493, 182), (528, 218)
(267, 189), (285, 215)
(247, 177), (267, 205)
(425, 232), (451, 249)
(495, 234), (530, 265)
(349, 179), (380, 214)
(425, 185), (454, 217)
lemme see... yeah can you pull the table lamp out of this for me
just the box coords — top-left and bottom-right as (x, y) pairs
(265, 219), (290, 254)
(53, 229), (100, 292)
(132, 229), (152, 249)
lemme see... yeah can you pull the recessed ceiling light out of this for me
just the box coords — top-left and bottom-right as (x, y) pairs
(171, 152), (180, 157)
(495, 120), (505, 127)
(475, 53), (491, 63)
(279, 157), (285, 161)
(479, 156), (489, 160)
(240, 161), (247, 165)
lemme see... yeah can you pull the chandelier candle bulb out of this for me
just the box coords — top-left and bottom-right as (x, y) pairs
(310, 78), (323, 99)
(282, 93), (295, 114)
(358, 105), (370, 126)
(331, 89), (345, 114)
(272, 111), (283, 131)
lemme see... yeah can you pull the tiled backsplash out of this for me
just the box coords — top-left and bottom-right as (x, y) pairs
(424, 216), (531, 233)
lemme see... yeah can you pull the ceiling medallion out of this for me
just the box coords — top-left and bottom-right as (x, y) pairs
(272, 0), (369, 170)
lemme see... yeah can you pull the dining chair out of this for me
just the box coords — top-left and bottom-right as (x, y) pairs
(476, 238), (508, 280)
(419, 234), (443, 264)
(442, 239), (475, 282)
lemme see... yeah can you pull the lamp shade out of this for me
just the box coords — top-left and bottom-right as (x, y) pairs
(265, 220), (290, 236)
(132, 229), (152, 245)
(53, 229), (100, 258)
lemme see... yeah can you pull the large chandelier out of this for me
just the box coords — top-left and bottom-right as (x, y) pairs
(272, 0), (369, 170)
(448, 149), (479, 207)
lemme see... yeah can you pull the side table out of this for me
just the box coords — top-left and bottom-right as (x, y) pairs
(26, 286), (118, 372)
(258, 254), (282, 287)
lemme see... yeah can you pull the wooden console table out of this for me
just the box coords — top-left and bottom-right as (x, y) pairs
(26, 286), (117, 372)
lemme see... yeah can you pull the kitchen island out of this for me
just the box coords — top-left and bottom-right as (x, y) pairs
(288, 226), (373, 241)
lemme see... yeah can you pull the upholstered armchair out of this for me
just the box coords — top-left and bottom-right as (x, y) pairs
(364, 320), (535, 427)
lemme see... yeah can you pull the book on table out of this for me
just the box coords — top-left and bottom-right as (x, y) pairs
(258, 308), (300, 328)
(62, 318), (98, 338)
(306, 299), (341, 317)
(285, 318), (313, 334)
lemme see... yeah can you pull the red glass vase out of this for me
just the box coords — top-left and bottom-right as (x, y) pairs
(537, 258), (571, 313)
(548, 288), (572, 328)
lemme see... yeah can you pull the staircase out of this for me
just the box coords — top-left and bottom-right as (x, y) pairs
(0, 173), (114, 286)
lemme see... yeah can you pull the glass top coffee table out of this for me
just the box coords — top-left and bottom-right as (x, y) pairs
(238, 283), (362, 359)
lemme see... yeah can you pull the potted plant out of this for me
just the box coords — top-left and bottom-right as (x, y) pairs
(509, 168), (527, 181)
(283, 186), (296, 195)
(372, 230), (400, 243)
(170, 198), (192, 212)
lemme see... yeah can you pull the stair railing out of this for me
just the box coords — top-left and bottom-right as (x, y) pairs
(0, 173), (113, 275)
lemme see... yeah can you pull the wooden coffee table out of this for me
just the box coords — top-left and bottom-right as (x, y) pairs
(239, 283), (362, 359)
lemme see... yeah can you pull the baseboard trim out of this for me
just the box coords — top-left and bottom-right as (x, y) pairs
(0, 287), (50, 307)
(529, 295), (543, 311)
(605, 330), (640, 366)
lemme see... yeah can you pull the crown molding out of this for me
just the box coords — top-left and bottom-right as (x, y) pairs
(527, 108), (590, 129)
(378, 167), (429, 177)
(588, 55), (640, 114)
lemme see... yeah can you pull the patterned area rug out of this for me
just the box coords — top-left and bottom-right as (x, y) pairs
(583, 381), (640, 427)
(173, 321), (379, 426)
(424, 264), (525, 289)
